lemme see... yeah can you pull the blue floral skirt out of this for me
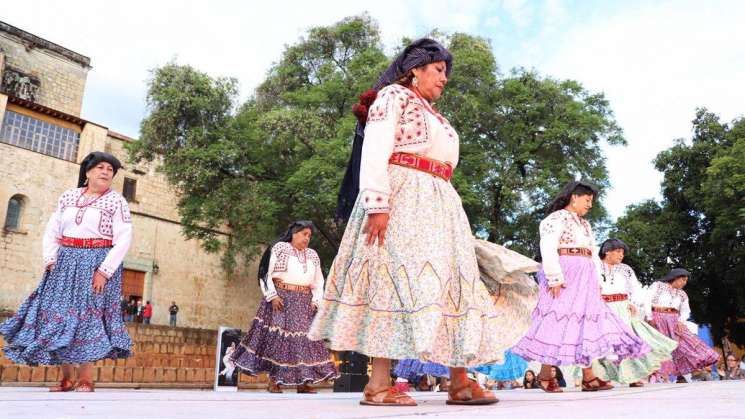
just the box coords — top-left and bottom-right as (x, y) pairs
(0, 246), (132, 365)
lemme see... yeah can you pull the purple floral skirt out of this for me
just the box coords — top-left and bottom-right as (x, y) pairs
(512, 255), (649, 367)
(652, 311), (720, 375)
(231, 286), (339, 385)
(0, 246), (132, 365)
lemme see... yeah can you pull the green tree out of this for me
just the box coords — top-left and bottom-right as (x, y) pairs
(441, 33), (625, 257)
(128, 15), (387, 268)
(612, 109), (745, 344)
(129, 16), (625, 278)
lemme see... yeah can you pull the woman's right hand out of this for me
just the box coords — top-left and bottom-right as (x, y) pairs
(46, 263), (55, 272)
(270, 297), (284, 311)
(363, 213), (390, 246)
(549, 284), (564, 298)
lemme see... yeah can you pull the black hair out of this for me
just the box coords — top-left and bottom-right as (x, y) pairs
(257, 220), (315, 286)
(546, 180), (599, 215)
(523, 369), (538, 388)
(599, 238), (630, 260)
(77, 151), (122, 187)
(551, 365), (567, 387)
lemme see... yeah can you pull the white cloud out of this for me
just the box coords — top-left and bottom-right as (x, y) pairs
(525, 1), (745, 219)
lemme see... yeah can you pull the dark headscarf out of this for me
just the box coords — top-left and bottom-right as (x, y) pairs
(657, 268), (691, 283)
(336, 38), (453, 220)
(599, 238), (630, 259)
(257, 220), (315, 286)
(77, 151), (122, 187)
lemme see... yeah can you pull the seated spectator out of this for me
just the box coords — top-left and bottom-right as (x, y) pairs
(551, 366), (567, 388)
(720, 353), (745, 380)
(523, 369), (539, 389)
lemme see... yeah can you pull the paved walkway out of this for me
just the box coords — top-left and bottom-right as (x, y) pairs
(1, 381), (742, 418)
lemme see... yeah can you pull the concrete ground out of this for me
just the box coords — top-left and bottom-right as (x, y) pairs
(1, 381), (742, 419)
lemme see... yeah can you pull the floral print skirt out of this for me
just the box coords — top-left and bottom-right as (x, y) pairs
(309, 165), (536, 367)
(0, 246), (132, 365)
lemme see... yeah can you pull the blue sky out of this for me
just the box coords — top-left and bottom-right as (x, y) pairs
(5, 0), (745, 220)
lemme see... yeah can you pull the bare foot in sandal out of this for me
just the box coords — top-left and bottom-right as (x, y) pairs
(360, 386), (417, 406)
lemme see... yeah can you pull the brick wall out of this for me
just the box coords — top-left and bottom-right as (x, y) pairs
(0, 322), (286, 389)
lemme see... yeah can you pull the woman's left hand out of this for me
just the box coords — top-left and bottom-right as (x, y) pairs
(628, 304), (638, 316)
(311, 302), (318, 313)
(92, 271), (107, 294)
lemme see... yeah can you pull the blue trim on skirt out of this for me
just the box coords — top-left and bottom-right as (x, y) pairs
(0, 246), (132, 365)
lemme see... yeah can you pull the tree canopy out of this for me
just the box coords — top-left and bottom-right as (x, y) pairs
(612, 109), (745, 344)
(128, 14), (624, 272)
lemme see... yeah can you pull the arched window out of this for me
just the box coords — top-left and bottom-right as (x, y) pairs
(4, 195), (26, 231)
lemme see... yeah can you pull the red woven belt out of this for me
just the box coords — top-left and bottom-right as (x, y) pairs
(652, 306), (679, 314)
(558, 248), (592, 257)
(273, 279), (311, 294)
(59, 236), (113, 248)
(389, 153), (453, 181)
(602, 293), (628, 303)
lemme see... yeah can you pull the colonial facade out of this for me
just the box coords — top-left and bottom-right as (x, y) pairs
(0, 21), (261, 330)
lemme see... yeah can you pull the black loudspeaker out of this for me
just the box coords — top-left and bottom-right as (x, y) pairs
(337, 351), (369, 374)
(333, 373), (369, 392)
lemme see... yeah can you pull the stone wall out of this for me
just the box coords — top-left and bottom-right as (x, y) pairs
(0, 323), (287, 389)
(0, 104), (263, 331)
(0, 24), (89, 116)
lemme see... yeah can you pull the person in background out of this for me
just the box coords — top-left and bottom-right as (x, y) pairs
(646, 268), (720, 383)
(135, 300), (143, 323)
(720, 353), (745, 380)
(523, 370), (539, 389)
(551, 366), (567, 388)
(169, 301), (179, 327)
(125, 299), (134, 322)
(143, 301), (153, 324)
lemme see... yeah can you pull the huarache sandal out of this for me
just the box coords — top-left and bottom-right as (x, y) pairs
(49, 378), (76, 392)
(296, 384), (317, 394)
(446, 380), (499, 405)
(74, 380), (95, 392)
(537, 375), (563, 393)
(582, 377), (613, 392)
(267, 381), (283, 393)
(360, 386), (417, 406)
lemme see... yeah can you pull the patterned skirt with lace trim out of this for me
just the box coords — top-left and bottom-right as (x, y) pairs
(231, 287), (339, 385)
(309, 165), (538, 367)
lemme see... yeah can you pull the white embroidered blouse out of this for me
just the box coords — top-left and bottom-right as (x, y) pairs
(599, 262), (645, 309)
(42, 187), (133, 279)
(539, 209), (600, 287)
(359, 84), (460, 213)
(645, 281), (691, 322)
(259, 242), (325, 304)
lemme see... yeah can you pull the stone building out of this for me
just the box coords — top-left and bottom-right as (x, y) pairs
(0, 20), (262, 330)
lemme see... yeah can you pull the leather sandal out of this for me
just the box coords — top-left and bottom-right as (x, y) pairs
(629, 382), (644, 388)
(360, 386), (417, 406)
(582, 377), (613, 392)
(267, 381), (283, 393)
(74, 380), (95, 392)
(296, 384), (317, 394)
(49, 378), (76, 392)
(446, 380), (499, 405)
(537, 375), (563, 393)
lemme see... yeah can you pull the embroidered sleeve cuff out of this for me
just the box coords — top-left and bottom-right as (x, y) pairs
(545, 273), (564, 287)
(44, 256), (56, 267)
(97, 265), (115, 279)
(265, 292), (278, 302)
(361, 190), (390, 213)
